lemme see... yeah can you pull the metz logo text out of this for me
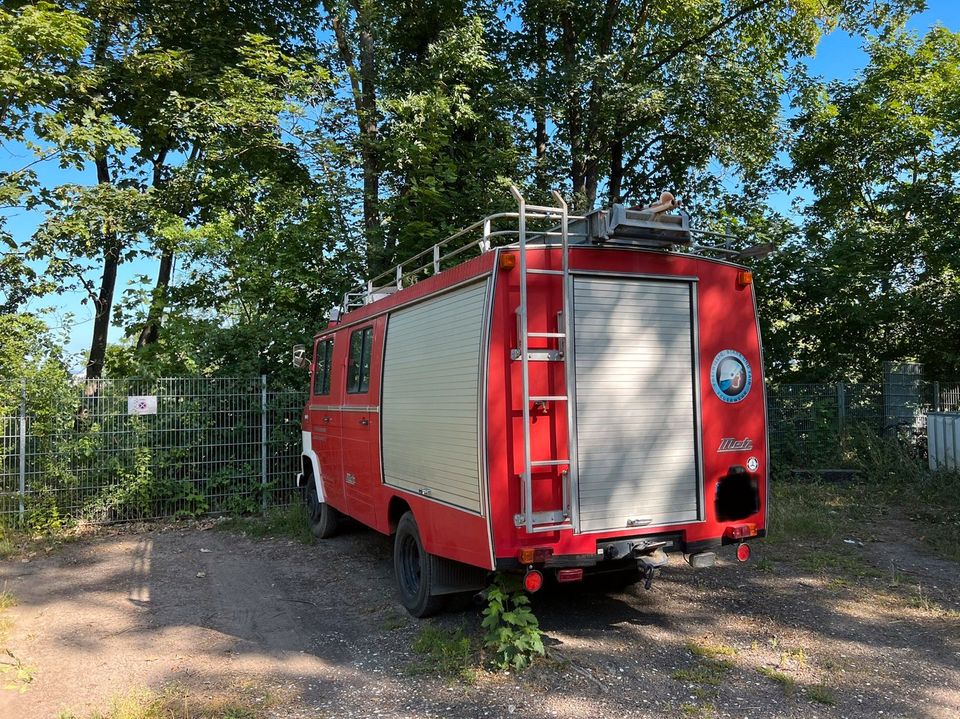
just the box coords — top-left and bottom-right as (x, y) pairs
(718, 437), (753, 452)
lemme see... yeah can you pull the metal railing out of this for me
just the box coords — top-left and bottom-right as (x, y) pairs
(341, 206), (589, 312)
(2, 374), (957, 527)
(0, 376), (306, 526)
(338, 187), (774, 315)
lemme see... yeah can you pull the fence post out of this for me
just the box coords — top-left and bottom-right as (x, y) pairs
(836, 381), (846, 433)
(18, 378), (26, 524)
(260, 375), (268, 512)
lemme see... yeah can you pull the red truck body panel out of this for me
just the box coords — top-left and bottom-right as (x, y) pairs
(303, 245), (767, 572)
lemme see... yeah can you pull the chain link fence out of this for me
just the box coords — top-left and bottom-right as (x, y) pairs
(1, 373), (958, 527)
(0, 377), (306, 527)
(767, 378), (960, 470)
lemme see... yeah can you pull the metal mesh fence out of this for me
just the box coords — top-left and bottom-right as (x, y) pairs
(1, 374), (958, 527)
(0, 377), (306, 526)
(765, 379), (960, 472)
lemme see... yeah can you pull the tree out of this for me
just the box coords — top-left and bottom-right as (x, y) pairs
(781, 26), (960, 380)
(17, 0), (321, 378)
(379, 16), (521, 260)
(510, 0), (924, 211)
(321, 0), (384, 273)
(0, 2), (90, 312)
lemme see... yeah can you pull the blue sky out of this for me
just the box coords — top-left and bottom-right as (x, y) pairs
(5, 1), (960, 362)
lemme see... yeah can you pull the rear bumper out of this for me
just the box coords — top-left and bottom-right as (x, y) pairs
(494, 529), (765, 571)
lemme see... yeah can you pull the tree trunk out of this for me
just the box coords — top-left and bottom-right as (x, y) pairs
(533, 14), (548, 194)
(327, 1), (382, 276)
(560, 11), (584, 205)
(136, 250), (173, 349)
(86, 155), (120, 379)
(137, 145), (174, 349)
(357, 11), (382, 275)
(582, 0), (620, 211)
(609, 135), (624, 204)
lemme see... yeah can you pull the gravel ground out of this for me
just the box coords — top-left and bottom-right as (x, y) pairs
(0, 516), (957, 719)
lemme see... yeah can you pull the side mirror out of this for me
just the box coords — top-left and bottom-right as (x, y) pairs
(292, 344), (309, 369)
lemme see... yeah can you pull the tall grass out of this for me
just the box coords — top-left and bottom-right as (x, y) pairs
(770, 424), (960, 561)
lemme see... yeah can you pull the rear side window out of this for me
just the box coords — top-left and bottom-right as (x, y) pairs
(313, 339), (334, 396)
(346, 326), (374, 394)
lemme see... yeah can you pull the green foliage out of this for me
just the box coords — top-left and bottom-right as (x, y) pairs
(0, 313), (70, 392)
(767, 449), (960, 563)
(775, 25), (960, 380)
(481, 573), (545, 671)
(58, 686), (262, 719)
(3, 0), (329, 374)
(218, 504), (315, 545)
(407, 625), (476, 682)
(672, 663), (731, 687)
(3, 0), (954, 385)
(381, 16), (520, 260)
(757, 665), (796, 695)
(1, 374), (304, 529)
(808, 684), (836, 706)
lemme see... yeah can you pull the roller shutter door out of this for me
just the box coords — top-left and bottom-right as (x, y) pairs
(573, 276), (700, 531)
(381, 281), (488, 512)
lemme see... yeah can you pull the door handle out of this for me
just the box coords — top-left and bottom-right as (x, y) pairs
(323, 416), (331, 423)
(359, 417), (369, 426)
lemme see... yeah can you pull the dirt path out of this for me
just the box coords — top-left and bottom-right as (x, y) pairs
(0, 520), (957, 719)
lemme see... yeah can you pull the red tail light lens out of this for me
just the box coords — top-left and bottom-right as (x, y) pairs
(523, 569), (544, 593)
(555, 568), (584, 584)
(724, 523), (758, 541)
(736, 543), (751, 562)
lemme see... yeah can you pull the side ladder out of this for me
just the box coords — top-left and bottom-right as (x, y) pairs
(510, 187), (577, 534)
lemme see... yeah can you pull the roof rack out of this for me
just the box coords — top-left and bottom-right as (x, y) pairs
(335, 187), (771, 317)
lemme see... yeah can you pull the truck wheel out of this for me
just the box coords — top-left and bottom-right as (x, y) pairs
(394, 511), (444, 617)
(305, 477), (339, 539)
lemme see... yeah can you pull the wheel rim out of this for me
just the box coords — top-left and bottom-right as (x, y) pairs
(397, 532), (422, 600)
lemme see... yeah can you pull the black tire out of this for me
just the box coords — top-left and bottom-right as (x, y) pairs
(393, 511), (444, 617)
(305, 477), (339, 539)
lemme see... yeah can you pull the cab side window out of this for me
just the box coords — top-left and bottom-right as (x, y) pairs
(346, 326), (373, 394)
(313, 339), (334, 396)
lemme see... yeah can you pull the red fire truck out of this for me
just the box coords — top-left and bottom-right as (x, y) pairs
(294, 188), (768, 617)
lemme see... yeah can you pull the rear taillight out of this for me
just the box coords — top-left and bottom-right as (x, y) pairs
(517, 547), (553, 564)
(555, 568), (584, 583)
(724, 523), (758, 541)
(523, 569), (544, 593)
(736, 543), (751, 562)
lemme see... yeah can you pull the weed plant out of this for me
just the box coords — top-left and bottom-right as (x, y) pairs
(481, 573), (545, 670)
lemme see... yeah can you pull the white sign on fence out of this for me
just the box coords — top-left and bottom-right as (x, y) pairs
(127, 395), (158, 415)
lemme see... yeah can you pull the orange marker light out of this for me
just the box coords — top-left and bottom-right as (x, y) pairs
(500, 253), (517, 270)
(517, 547), (553, 564)
(736, 270), (753, 289)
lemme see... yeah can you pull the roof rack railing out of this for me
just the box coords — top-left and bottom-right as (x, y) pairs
(339, 189), (589, 312)
(337, 186), (773, 315)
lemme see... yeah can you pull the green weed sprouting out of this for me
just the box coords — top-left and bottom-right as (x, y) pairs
(481, 573), (545, 671)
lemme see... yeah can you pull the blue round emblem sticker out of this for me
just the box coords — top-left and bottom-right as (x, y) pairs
(710, 350), (752, 403)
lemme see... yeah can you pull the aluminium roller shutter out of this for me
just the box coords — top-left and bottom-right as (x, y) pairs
(573, 276), (701, 531)
(381, 281), (489, 512)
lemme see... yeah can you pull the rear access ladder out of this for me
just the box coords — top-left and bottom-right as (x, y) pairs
(510, 187), (578, 534)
